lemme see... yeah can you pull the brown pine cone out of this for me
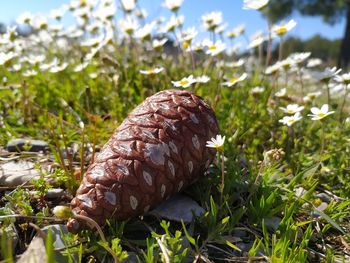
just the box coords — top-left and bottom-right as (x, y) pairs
(67, 89), (219, 233)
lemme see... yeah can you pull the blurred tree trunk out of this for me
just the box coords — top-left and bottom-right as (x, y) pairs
(338, 2), (350, 69)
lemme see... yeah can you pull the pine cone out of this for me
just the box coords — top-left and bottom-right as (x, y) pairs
(67, 89), (219, 233)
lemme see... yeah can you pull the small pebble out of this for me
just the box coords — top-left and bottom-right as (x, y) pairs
(148, 194), (205, 223)
(45, 188), (65, 199)
(6, 138), (48, 153)
(0, 161), (40, 187)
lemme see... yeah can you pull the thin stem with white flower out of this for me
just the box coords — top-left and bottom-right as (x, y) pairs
(339, 85), (349, 121)
(297, 67), (305, 96)
(326, 82), (331, 106)
(206, 135), (225, 198)
(278, 35), (284, 61)
(320, 121), (325, 158)
(220, 150), (225, 196)
(265, 19), (272, 68)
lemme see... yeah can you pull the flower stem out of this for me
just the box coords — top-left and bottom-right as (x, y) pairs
(320, 122), (325, 158)
(258, 43), (263, 66)
(219, 151), (225, 203)
(265, 20), (272, 68)
(278, 36), (284, 61)
(221, 152), (225, 193)
(339, 85), (349, 122)
(287, 126), (294, 154)
(326, 82), (331, 106)
(297, 67), (304, 96)
(288, 126), (297, 172)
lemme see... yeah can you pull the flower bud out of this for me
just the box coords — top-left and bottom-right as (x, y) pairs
(53, 206), (73, 219)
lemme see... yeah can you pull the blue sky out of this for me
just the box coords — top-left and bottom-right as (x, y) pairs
(0, 0), (345, 40)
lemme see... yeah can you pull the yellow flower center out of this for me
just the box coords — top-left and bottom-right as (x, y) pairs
(215, 143), (224, 151)
(182, 41), (190, 49)
(209, 45), (217, 51)
(180, 79), (189, 86)
(206, 19), (214, 24)
(275, 27), (287, 35)
(229, 77), (238, 84)
(317, 113), (326, 118)
(80, 0), (87, 7)
(228, 32), (235, 38)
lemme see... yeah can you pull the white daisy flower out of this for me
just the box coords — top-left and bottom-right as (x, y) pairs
(120, 16), (139, 35)
(205, 40), (226, 56)
(279, 104), (304, 114)
(135, 23), (156, 41)
(140, 67), (164, 75)
(272, 19), (297, 36)
(248, 31), (265, 49)
(306, 58), (322, 68)
(227, 24), (245, 38)
(163, 0), (184, 11)
(302, 91), (322, 103)
(308, 104), (335, 120)
(335, 73), (350, 85)
(0, 52), (17, 65)
(311, 67), (341, 83)
(279, 112), (302, 126)
(222, 73), (248, 87)
(265, 62), (282, 75)
(171, 75), (197, 88)
(289, 52), (311, 64)
(202, 11), (223, 31)
(17, 11), (33, 24)
(196, 75), (210, 83)
(22, 69), (38, 77)
(275, 88), (287, 98)
(161, 15), (185, 33)
(206, 134), (225, 151)
(251, 86), (265, 94)
(243, 0), (269, 10)
(121, 0), (136, 12)
(152, 38), (168, 50)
